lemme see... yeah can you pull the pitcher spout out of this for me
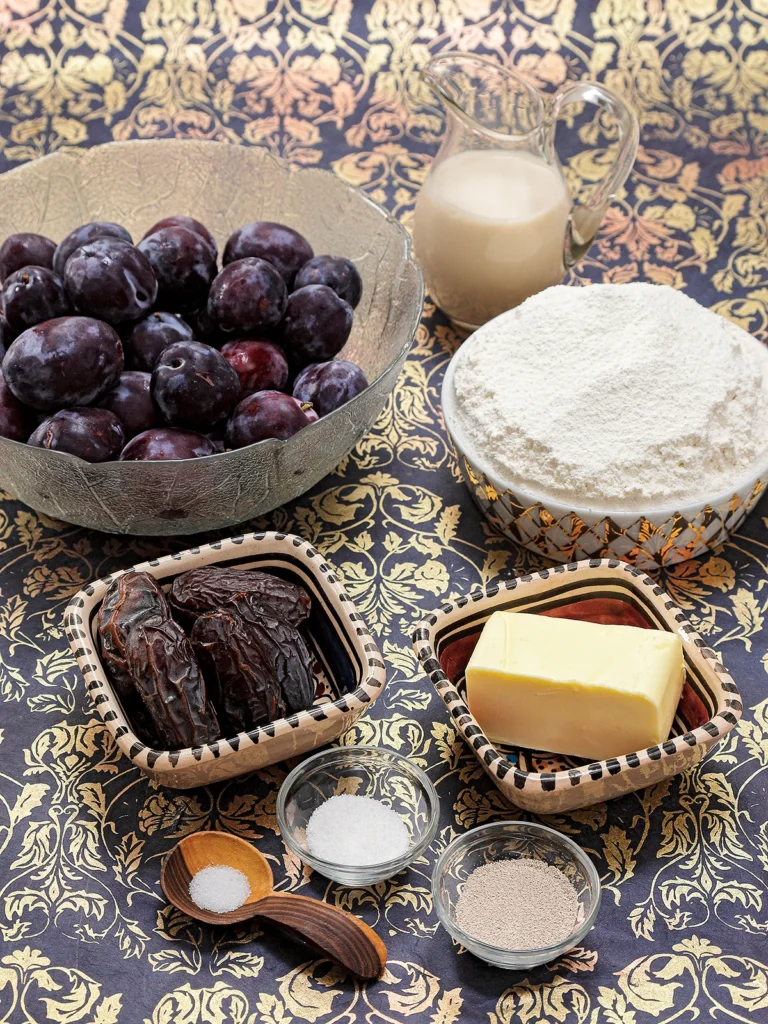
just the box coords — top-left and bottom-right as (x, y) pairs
(420, 52), (545, 140)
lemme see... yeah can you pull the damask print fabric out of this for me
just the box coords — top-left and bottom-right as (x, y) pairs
(1, 2), (768, 1023)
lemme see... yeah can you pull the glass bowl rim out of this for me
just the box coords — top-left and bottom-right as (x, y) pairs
(431, 820), (602, 958)
(276, 743), (441, 872)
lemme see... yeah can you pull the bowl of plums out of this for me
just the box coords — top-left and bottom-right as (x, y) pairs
(0, 141), (422, 534)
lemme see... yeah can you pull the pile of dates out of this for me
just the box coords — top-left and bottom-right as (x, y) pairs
(0, 217), (369, 461)
(98, 564), (315, 748)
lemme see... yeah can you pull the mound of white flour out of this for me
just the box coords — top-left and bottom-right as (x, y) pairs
(450, 283), (768, 509)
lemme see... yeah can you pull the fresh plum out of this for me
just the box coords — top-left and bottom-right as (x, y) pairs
(151, 340), (239, 430)
(220, 339), (289, 398)
(207, 258), (286, 335)
(98, 371), (157, 439)
(123, 312), (194, 371)
(137, 226), (217, 313)
(53, 221), (132, 278)
(29, 407), (125, 462)
(120, 427), (217, 461)
(142, 216), (216, 257)
(0, 317), (11, 361)
(223, 221), (312, 286)
(294, 255), (362, 308)
(3, 316), (123, 411)
(64, 238), (157, 325)
(278, 284), (353, 369)
(3, 267), (69, 333)
(0, 233), (56, 282)
(291, 396), (319, 422)
(186, 305), (223, 348)
(226, 390), (310, 448)
(0, 372), (34, 440)
(292, 359), (368, 417)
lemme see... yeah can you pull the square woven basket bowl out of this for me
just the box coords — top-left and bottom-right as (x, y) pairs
(412, 558), (741, 813)
(64, 532), (386, 789)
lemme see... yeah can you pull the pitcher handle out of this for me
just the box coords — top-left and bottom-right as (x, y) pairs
(548, 82), (639, 267)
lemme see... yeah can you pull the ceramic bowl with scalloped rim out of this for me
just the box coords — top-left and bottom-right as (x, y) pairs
(412, 558), (741, 813)
(65, 531), (387, 788)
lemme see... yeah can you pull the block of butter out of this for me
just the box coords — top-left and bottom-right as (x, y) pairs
(465, 611), (685, 761)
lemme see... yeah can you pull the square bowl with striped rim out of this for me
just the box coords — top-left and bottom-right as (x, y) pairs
(64, 532), (386, 789)
(411, 558), (741, 813)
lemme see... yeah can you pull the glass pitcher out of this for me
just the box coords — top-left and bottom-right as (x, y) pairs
(412, 52), (639, 331)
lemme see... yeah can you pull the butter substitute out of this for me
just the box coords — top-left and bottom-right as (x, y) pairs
(465, 612), (685, 761)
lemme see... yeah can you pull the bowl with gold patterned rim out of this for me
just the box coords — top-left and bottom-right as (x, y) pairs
(441, 356), (768, 572)
(411, 558), (741, 813)
(64, 531), (387, 789)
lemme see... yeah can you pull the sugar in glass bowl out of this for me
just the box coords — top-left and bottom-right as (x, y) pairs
(277, 745), (440, 885)
(433, 821), (601, 969)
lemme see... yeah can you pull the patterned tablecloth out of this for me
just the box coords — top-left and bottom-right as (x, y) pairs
(1, 2), (768, 1022)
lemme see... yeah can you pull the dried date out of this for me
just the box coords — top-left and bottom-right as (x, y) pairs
(191, 607), (285, 733)
(229, 594), (316, 715)
(97, 571), (169, 744)
(125, 618), (220, 749)
(169, 565), (311, 628)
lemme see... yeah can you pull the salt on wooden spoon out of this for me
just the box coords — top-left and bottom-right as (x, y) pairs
(161, 831), (387, 980)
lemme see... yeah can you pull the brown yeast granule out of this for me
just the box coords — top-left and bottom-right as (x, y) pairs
(455, 858), (580, 950)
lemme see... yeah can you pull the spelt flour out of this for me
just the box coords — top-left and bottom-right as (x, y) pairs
(450, 283), (768, 509)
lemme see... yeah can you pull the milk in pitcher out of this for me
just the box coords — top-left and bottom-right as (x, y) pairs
(413, 149), (571, 330)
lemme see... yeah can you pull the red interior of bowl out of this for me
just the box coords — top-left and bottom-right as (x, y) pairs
(438, 597), (710, 731)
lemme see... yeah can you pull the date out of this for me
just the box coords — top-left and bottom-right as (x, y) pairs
(228, 594), (316, 715)
(169, 565), (311, 628)
(97, 571), (169, 744)
(125, 618), (220, 749)
(191, 607), (285, 732)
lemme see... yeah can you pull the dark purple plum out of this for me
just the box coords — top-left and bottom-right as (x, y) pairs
(123, 312), (194, 371)
(53, 221), (132, 278)
(226, 390), (310, 448)
(205, 419), (228, 453)
(294, 255), (362, 308)
(0, 317), (11, 361)
(223, 221), (313, 286)
(97, 371), (157, 439)
(142, 216), (216, 257)
(120, 427), (217, 461)
(0, 233), (56, 282)
(291, 396), (319, 422)
(3, 316), (123, 411)
(29, 407), (125, 462)
(64, 238), (157, 325)
(0, 372), (34, 441)
(207, 258), (286, 336)
(3, 267), (69, 333)
(186, 305), (223, 348)
(151, 340), (239, 430)
(278, 284), (353, 369)
(137, 226), (217, 314)
(220, 339), (289, 399)
(293, 359), (368, 417)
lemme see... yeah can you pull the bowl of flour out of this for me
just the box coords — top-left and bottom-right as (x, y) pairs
(443, 283), (768, 569)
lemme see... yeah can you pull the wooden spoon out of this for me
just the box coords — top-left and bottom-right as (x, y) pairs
(160, 831), (387, 980)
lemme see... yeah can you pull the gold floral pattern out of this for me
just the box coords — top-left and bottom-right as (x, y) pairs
(1, 1), (768, 1021)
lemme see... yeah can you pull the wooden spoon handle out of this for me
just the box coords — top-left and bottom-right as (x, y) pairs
(252, 893), (387, 980)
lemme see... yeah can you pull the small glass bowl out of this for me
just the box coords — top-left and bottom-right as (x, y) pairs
(433, 821), (601, 969)
(277, 745), (440, 885)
